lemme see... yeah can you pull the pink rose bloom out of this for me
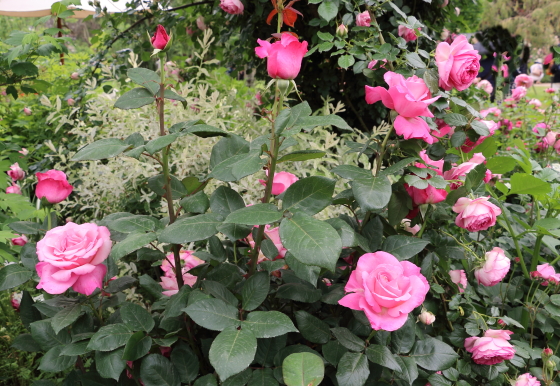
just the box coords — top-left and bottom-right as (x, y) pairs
(480, 107), (501, 118)
(35, 222), (112, 295)
(435, 35), (481, 91)
(23, 107), (32, 116)
(406, 184), (447, 205)
(443, 153), (488, 189)
(247, 225), (287, 262)
(398, 25), (419, 42)
(367, 59), (387, 69)
(543, 131), (558, 148)
(151, 25), (170, 50)
(35, 170), (73, 204)
(514, 373), (541, 386)
(255, 33), (308, 80)
(475, 247), (510, 286)
(512, 86), (527, 101)
(339, 252), (430, 331)
(449, 269), (467, 292)
(532, 263), (557, 280)
(515, 121), (523, 128)
(476, 80), (493, 94)
(465, 329), (515, 365)
(6, 184), (22, 195)
(528, 98), (542, 108)
(8, 163), (25, 181)
(258, 171), (298, 195)
(532, 122), (549, 135)
(355, 10), (371, 27)
(514, 74), (534, 88)
(19, 148), (28, 156)
(546, 88), (555, 93)
(160, 250), (204, 296)
(501, 64), (509, 78)
(365, 72), (440, 143)
(220, 0), (244, 14)
(67, 98), (75, 106)
(452, 196), (501, 232)
(11, 234), (28, 246)
(431, 118), (454, 142)
(71, 72), (79, 80)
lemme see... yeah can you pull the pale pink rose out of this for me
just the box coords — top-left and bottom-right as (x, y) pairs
(8, 163), (25, 181)
(528, 98), (542, 108)
(475, 247), (510, 286)
(35, 170), (73, 204)
(67, 98), (75, 106)
(365, 72), (440, 143)
(464, 329), (515, 365)
(452, 196), (501, 232)
(514, 74), (534, 88)
(23, 107), (32, 116)
(256, 33), (308, 80)
(418, 309), (436, 325)
(220, 0), (244, 14)
(160, 250), (204, 296)
(449, 269), (467, 292)
(71, 72), (79, 80)
(355, 10), (371, 27)
(18, 148), (28, 156)
(476, 80), (493, 94)
(435, 35), (481, 91)
(398, 25), (419, 42)
(35, 222), (112, 295)
(543, 131), (558, 147)
(512, 86), (527, 101)
(11, 234), (28, 246)
(196, 16), (207, 30)
(339, 252), (430, 331)
(546, 88), (555, 93)
(401, 219), (421, 235)
(514, 373), (541, 386)
(246, 225), (287, 262)
(258, 171), (298, 195)
(532, 263), (557, 280)
(6, 184), (22, 195)
(480, 107), (501, 118)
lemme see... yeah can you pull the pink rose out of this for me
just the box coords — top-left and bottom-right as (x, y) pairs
(443, 153), (488, 190)
(8, 163), (25, 181)
(533, 122), (549, 134)
(546, 88), (555, 93)
(452, 197), (501, 232)
(555, 139), (560, 154)
(151, 25), (170, 50)
(480, 107), (501, 118)
(67, 98), (75, 106)
(504, 98), (517, 108)
(258, 171), (298, 195)
(460, 119), (497, 152)
(512, 86), (527, 101)
(406, 184), (447, 205)
(6, 184), (22, 195)
(475, 247), (510, 286)
(339, 252), (430, 331)
(71, 72), (79, 80)
(501, 64), (509, 78)
(23, 107), (32, 116)
(11, 234), (28, 246)
(532, 263), (558, 280)
(35, 170), (73, 204)
(247, 225), (287, 262)
(365, 72), (440, 143)
(514, 373), (541, 386)
(398, 25), (419, 42)
(465, 329), (515, 365)
(431, 118), (454, 141)
(449, 269), (467, 292)
(528, 98), (542, 108)
(220, 0), (244, 14)
(500, 119), (512, 131)
(476, 80), (493, 94)
(514, 74), (534, 88)
(256, 33), (308, 80)
(36, 222), (112, 295)
(355, 10), (371, 27)
(367, 59), (387, 69)
(19, 148), (28, 156)
(160, 250), (204, 296)
(435, 35), (481, 91)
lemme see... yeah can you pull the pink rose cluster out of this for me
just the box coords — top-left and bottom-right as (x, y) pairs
(256, 33), (308, 80)
(474, 247), (510, 286)
(465, 329), (516, 365)
(435, 35), (481, 91)
(258, 171), (298, 195)
(160, 250), (205, 296)
(452, 197), (501, 232)
(531, 263), (560, 286)
(35, 222), (112, 295)
(339, 251), (430, 331)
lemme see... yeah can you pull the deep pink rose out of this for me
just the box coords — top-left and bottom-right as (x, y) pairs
(464, 329), (515, 365)
(452, 196), (501, 232)
(512, 86), (527, 101)
(449, 269), (467, 292)
(36, 222), (112, 295)
(514, 373), (541, 386)
(546, 88), (555, 93)
(247, 225), (287, 262)
(339, 252), (430, 331)
(365, 72), (439, 143)
(502, 64), (509, 78)
(35, 170), (73, 204)
(476, 80), (493, 94)
(533, 122), (549, 135)
(355, 10), (370, 27)
(11, 234), (28, 246)
(6, 184), (21, 195)
(256, 33), (308, 80)
(500, 119), (512, 131)
(11, 292), (21, 310)
(220, 0), (244, 14)
(475, 247), (510, 286)
(160, 250), (204, 296)
(435, 35), (481, 91)
(151, 25), (170, 50)
(514, 74), (534, 88)
(398, 25), (419, 42)
(259, 171), (298, 195)
(406, 184), (447, 205)
(8, 163), (25, 181)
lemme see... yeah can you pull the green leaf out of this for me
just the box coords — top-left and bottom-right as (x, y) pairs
(295, 310), (331, 344)
(184, 298), (240, 331)
(325, 218), (359, 248)
(470, 120), (490, 136)
(128, 68), (160, 94)
(331, 165), (372, 180)
(51, 304), (82, 334)
(106, 276), (137, 293)
(379, 157), (419, 176)
(317, 31), (334, 42)
(242, 311), (298, 338)
(241, 271), (270, 311)
(210, 186), (245, 217)
(140, 354), (181, 386)
(209, 326), (257, 381)
(194, 375), (218, 386)
(443, 113), (468, 127)
(164, 89), (186, 102)
(60, 341), (90, 356)
(171, 342), (199, 383)
(120, 302), (155, 332)
(145, 134), (179, 155)
(180, 124), (229, 138)
(336, 352), (369, 386)
(285, 253), (320, 286)
(330, 327), (365, 352)
(8, 221), (41, 235)
(508, 173), (551, 196)
(365, 344), (402, 371)
(96, 347), (127, 381)
(163, 285), (192, 318)
(11, 334), (40, 352)
(38, 346), (76, 372)
(72, 138), (131, 161)
(338, 55), (356, 69)
(450, 132), (466, 148)
(382, 235), (430, 260)
(202, 280), (237, 306)
(147, 174), (187, 199)
(283, 353), (324, 386)
(317, 0), (338, 21)
(391, 317), (416, 353)
(180, 191), (209, 214)
(210, 135), (250, 169)
(208, 151), (266, 182)
(282, 176), (335, 215)
(87, 323), (132, 351)
(30, 319), (71, 351)
(0, 264), (32, 291)
(110, 231), (158, 260)
(122, 331), (152, 361)
(225, 203), (282, 225)
(351, 176), (392, 211)
(110, 215), (161, 233)
(276, 283), (322, 303)
(410, 337), (459, 371)
(406, 52), (426, 68)
(291, 115), (352, 132)
(158, 213), (222, 244)
(280, 212), (342, 271)
(114, 87), (155, 109)
(277, 150), (326, 163)
(322, 340), (348, 366)
(423, 69), (439, 95)
(427, 374), (452, 386)
(394, 356), (418, 385)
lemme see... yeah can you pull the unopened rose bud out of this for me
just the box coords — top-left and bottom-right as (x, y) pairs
(23, 107), (31, 116)
(547, 359), (556, 370)
(11, 234), (28, 246)
(8, 163), (25, 181)
(418, 309), (436, 325)
(514, 257), (520, 263)
(71, 72), (79, 80)
(151, 24), (171, 51)
(196, 16), (207, 31)
(336, 24), (348, 38)
(67, 98), (75, 106)
(497, 319), (506, 326)
(543, 348), (554, 358)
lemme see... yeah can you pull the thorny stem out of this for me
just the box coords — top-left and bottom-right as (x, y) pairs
(375, 125), (394, 174)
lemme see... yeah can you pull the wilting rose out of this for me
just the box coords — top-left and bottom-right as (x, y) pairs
(418, 309), (436, 325)
(256, 33), (308, 80)
(355, 10), (370, 27)
(435, 35), (481, 91)
(398, 25), (419, 42)
(339, 251), (430, 331)
(258, 171), (298, 195)
(6, 184), (21, 195)
(220, 0), (244, 14)
(514, 74), (534, 88)
(476, 79), (493, 94)
(464, 329), (515, 365)
(160, 250), (204, 296)
(449, 269), (467, 293)
(36, 170), (73, 204)
(8, 163), (25, 181)
(514, 373), (541, 386)
(452, 196), (501, 232)
(512, 86), (527, 101)
(475, 247), (510, 286)
(151, 25), (170, 50)
(11, 234), (28, 246)
(36, 222), (112, 295)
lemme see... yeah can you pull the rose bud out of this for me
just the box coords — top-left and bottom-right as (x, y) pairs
(255, 33), (308, 80)
(71, 72), (79, 80)
(497, 319), (506, 326)
(336, 24), (348, 38)
(11, 234), (28, 246)
(542, 347), (553, 360)
(151, 24), (171, 50)
(398, 25), (419, 42)
(6, 184), (22, 195)
(23, 107), (32, 116)
(67, 98), (75, 106)
(19, 148), (29, 156)
(8, 163), (25, 181)
(418, 309), (436, 325)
